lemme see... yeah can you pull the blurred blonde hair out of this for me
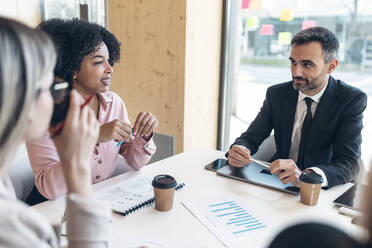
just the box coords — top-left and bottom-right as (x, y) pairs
(0, 17), (56, 172)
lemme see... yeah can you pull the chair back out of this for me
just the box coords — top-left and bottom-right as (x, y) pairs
(112, 132), (175, 176)
(252, 135), (276, 161)
(149, 132), (175, 163)
(8, 143), (34, 201)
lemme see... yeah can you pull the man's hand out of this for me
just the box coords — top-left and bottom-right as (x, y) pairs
(270, 159), (301, 187)
(98, 119), (132, 143)
(133, 112), (158, 140)
(227, 145), (252, 167)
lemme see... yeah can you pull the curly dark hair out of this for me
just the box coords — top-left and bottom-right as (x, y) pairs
(38, 18), (121, 84)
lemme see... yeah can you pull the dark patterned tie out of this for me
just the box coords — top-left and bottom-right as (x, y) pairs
(296, 97), (313, 169)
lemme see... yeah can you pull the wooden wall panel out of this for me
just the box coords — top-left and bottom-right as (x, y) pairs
(184, 0), (222, 151)
(107, 0), (186, 153)
(107, 0), (222, 154)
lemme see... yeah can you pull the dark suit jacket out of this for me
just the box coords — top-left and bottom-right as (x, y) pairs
(231, 76), (367, 188)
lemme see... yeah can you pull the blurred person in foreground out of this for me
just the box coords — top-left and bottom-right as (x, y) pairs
(0, 16), (110, 247)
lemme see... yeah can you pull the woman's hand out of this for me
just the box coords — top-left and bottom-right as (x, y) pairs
(51, 90), (99, 198)
(98, 119), (132, 143)
(132, 112), (158, 140)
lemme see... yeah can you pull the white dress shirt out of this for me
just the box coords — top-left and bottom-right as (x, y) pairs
(288, 83), (329, 187)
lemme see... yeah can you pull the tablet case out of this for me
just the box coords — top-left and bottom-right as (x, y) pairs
(216, 160), (300, 195)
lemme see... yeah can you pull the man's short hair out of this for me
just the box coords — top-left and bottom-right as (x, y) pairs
(291, 27), (339, 63)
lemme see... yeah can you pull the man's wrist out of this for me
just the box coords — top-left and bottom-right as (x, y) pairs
(295, 169), (302, 187)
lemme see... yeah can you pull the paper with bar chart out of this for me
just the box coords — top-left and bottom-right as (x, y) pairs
(182, 198), (267, 247)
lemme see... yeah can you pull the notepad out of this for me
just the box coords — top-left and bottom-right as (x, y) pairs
(94, 175), (185, 216)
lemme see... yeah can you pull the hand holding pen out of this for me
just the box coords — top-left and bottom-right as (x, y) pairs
(98, 119), (132, 143)
(115, 129), (134, 147)
(111, 111), (158, 148)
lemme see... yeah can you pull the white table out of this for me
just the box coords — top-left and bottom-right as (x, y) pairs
(32, 149), (364, 247)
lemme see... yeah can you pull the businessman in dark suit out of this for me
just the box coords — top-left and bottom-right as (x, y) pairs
(227, 27), (367, 188)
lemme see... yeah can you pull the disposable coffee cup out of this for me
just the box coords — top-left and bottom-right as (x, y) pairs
(152, 175), (177, 211)
(299, 171), (323, 206)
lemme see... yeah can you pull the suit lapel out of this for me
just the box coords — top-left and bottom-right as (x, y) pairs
(308, 76), (339, 145)
(280, 83), (298, 157)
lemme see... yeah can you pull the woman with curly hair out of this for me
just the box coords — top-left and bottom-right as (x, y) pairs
(0, 16), (110, 246)
(26, 19), (158, 204)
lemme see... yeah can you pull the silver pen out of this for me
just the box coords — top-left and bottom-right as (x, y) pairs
(251, 158), (270, 169)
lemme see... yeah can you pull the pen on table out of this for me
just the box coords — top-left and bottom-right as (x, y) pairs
(338, 207), (364, 226)
(338, 206), (363, 218)
(115, 128), (133, 148)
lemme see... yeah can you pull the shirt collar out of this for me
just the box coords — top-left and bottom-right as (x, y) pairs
(96, 92), (113, 110)
(297, 81), (328, 104)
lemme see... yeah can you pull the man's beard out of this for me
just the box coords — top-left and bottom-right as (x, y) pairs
(292, 76), (319, 92)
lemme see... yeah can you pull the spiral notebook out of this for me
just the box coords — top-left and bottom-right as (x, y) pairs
(94, 175), (185, 216)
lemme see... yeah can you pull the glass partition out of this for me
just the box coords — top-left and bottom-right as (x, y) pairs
(221, 0), (372, 168)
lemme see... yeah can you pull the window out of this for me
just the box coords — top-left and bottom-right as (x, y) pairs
(41, 0), (105, 26)
(220, 0), (372, 168)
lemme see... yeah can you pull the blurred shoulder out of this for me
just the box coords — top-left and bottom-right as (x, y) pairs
(0, 197), (58, 246)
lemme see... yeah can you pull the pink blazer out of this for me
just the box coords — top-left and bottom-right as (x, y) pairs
(26, 91), (156, 200)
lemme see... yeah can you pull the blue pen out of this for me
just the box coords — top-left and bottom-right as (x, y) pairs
(115, 140), (124, 148)
(115, 129), (133, 148)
